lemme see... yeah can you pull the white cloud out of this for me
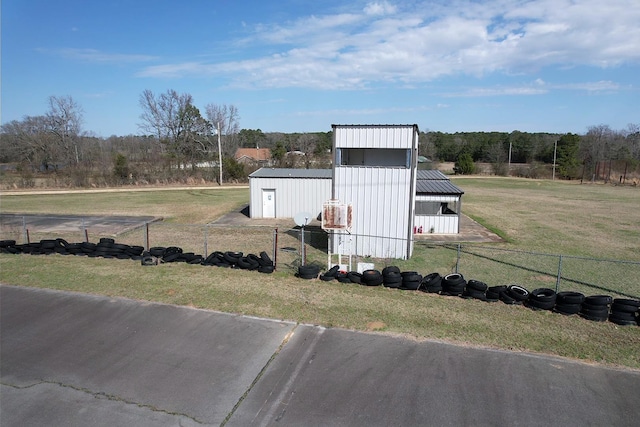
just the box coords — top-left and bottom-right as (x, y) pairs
(137, 0), (640, 90)
(364, 1), (397, 16)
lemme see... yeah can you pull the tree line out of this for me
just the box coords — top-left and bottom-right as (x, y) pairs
(1, 91), (639, 187)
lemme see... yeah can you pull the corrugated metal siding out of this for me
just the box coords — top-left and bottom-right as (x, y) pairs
(249, 177), (331, 218)
(414, 215), (459, 234)
(333, 166), (414, 259)
(333, 125), (417, 149)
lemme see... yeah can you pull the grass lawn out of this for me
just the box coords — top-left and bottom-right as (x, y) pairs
(1, 179), (639, 369)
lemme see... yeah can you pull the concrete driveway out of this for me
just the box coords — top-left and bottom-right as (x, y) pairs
(2, 285), (639, 426)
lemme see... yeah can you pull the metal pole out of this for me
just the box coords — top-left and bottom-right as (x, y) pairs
(217, 122), (223, 185)
(552, 139), (558, 181)
(555, 255), (563, 293)
(273, 228), (278, 270)
(300, 227), (306, 266)
(204, 225), (209, 257)
(456, 243), (461, 273)
(145, 222), (150, 250)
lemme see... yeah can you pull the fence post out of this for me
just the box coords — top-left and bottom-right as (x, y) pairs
(456, 243), (461, 273)
(555, 255), (563, 292)
(204, 225), (209, 257)
(144, 222), (150, 250)
(273, 228), (278, 270)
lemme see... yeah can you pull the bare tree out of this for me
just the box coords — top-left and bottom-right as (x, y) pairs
(138, 89), (211, 165)
(1, 115), (58, 169)
(204, 104), (240, 156)
(46, 95), (84, 165)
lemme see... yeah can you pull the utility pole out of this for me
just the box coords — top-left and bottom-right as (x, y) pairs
(217, 122), (223, 185)
(508, 141), (512, 175)
(552, 139), (558, 181)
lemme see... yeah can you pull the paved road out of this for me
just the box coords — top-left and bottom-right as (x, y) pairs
(2, 285), (639, 426)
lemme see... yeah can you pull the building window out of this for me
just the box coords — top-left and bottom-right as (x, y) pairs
(415, 201), (459, 215)
(337, 148), (410, 167)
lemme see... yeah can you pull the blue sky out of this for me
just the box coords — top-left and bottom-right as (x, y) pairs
(2, 0), (639, 137)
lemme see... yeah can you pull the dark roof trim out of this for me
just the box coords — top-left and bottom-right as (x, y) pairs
(249, 168), (332, 179)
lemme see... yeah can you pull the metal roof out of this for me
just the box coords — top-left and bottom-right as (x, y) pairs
(416, 179), (464, 195)
(416, 170), (450, 181)
(249, 168), (332, 179)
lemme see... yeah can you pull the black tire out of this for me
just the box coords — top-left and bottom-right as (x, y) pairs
(141, 255), (157, 266)
(610, 303), (639, 314)
(40, 239), (57, 249)
(187, 255), (203, 265)
(420, 273), (442, 289)
(500, 290), (519, 305)
(163, 253), (181, 263)
(383, 273), (403, 288)
(529, 288), (557, 303)
(236, 257), (253, 269)
(462, 289), (487, 301)
(580, 307), (609, 318)
(525, 298), (556, 311)
(224, 251), (243, 263)
(361, 269), (383, 286)
(442, 273), (465, 296)
(149, 246), (166, 257)
(507, 285), (529, 302)
(466, 280), (488, 292)
(608, 311), (637, 322)
(401, 279), (422, 291)
(298, 265), (320, 279)
(382, 266), (401, 276)
(320, 274), (335, 281)
(259, 251), (273, 266)
(612, 298), (640, 308)
(556, 291), (585, 305)
(553, 303), (582, 315)
(607, 316), (638, 326)
(584, 295), (613, 306)
(258, 265), (274, 274)
(347, 272), (362, 284)
(127, 245), (145, 256)
(443, 273), (465, 286)
(324, 265), (340, 278)
(581, 302), (610, 311)
(401, 273), (422, 283)
(0, 240), (16, 248)
(99, 237), (115, 245)
(579, 312), (608, 322)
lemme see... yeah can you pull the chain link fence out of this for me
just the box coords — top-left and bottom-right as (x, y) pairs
(2, 214), (639, 299)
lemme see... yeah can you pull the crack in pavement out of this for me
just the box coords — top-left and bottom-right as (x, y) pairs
(220, 323), (300, 427)
(1, 379), (206, 424)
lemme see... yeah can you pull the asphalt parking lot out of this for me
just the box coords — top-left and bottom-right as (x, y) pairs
(2, 285), (639, 426)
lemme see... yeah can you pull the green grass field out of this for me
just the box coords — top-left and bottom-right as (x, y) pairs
(1, 178), (639, 369)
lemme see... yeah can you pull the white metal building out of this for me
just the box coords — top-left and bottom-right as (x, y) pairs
(331, 124), (419, 260)
(414, 170), (464, 234)
(248, 168), (332, 219)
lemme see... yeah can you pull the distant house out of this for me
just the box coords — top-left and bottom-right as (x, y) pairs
(234, 148), (272, 166)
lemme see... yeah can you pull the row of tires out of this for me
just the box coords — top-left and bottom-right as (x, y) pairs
(0, 239), (275, 274)
(299, 265), (640, 327)
(145, 246), (274, 273)
(1, 238), (144, 259)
